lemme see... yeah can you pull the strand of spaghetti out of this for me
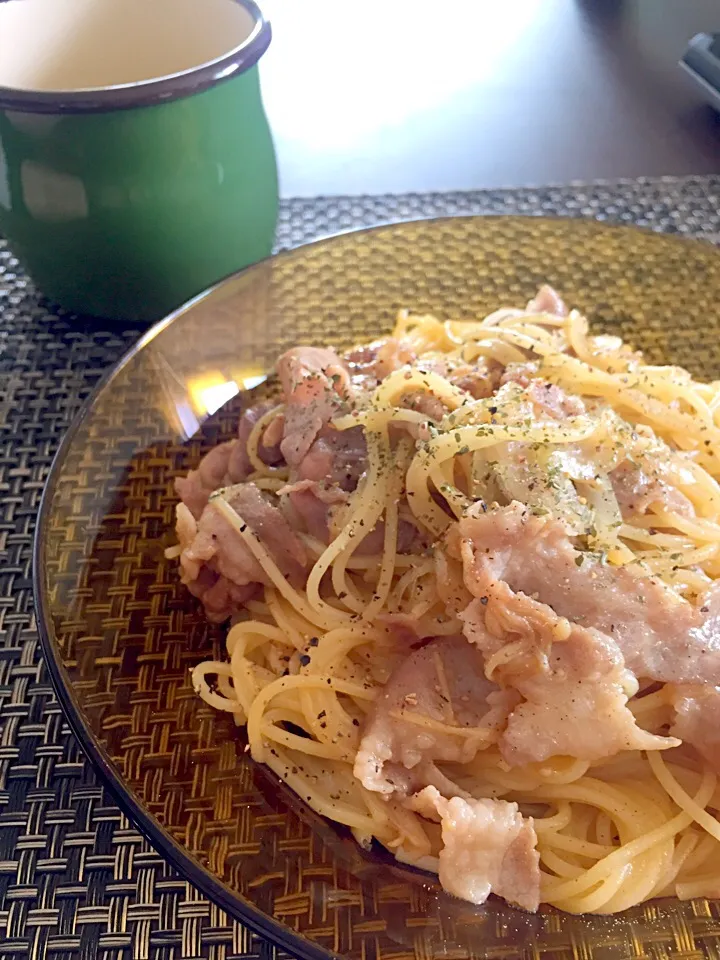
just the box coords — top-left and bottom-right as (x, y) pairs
(302, 532), (415, 571)
(594, 812), (614, 846)
(362, 441), (411, 621)
(333, 407), (429, 432)
(297, 675), (362, 748)
(387, 559), (435, 612)
(496, 311), (568, 329)
(227, 620), (289, 649)
(252, 476), (289, 492)
(471, 328), (560, 357)
(386, 708), (494, 742)
(565, 312), (594, 363)
(438, 398), (493, 429)
(541, 832), (615, 859)
(305, 429), (389, 621)
(542, 354), (720, 443)
(406, 418), (597, 536)
(645, 543), (719, 573)
(629, 512), (720, 543)
(329, 542), (367, 613)
(540, 772), (716, 901)
(537, 757), (593, 784)
(393, 314), (456, 352)
(371, 367), (470, 411)
(539, 851), (588, 882)
(428, 463), (471, 520)
(571, 846), (669, 914)
(648, 752), (720, 842)
(618, 524), (695, 548)
(261, 747), (388, 834)
(552, 348), (710, 411)
(375, 796), (435, 856)
(328, 442), (410, 613)
(304, 627), (377, 674)
(533, 802), (573, 834)
(501, 320), (564, 342)
(263, 588), (311, 649)
(461, 339), (529, 367)
(653, 830), (700, 898)
(683, 462), (720, 516)
(246, 673), (376, 761)
(245, 403), (285, 474)
(260, 721), (355, 762)
(680, 830), (718, 874)
(192, 662), (245, 715)
(210, 495), (338, 630)
(230, 649), (282, 719)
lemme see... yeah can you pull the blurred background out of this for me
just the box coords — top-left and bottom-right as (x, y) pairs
(260, 0), (720, 197)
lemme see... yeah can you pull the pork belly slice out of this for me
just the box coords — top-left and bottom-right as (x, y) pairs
(177, 482), (307, 620)
(408, 786), (540, 912)
(451, 501), (720, 686)
(276, 346), (352, 466)
(354, 636), (516, 796)
(669, 684), (720, 770)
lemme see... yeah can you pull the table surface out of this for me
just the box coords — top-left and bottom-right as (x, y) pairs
(2, 177), (720, 960)
(261, 0), (720, 197)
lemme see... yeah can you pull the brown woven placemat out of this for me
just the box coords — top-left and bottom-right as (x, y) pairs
(1, 176), (720, 960)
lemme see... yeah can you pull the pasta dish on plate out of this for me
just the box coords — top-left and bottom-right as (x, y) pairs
(169, 285), (720, 914)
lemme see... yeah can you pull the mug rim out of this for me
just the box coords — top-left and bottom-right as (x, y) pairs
(0, 0), (271, 115)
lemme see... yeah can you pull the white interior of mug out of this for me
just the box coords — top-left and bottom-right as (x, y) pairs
(0, 0), (256, 92)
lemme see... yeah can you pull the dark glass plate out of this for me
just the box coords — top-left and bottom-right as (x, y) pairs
(33, 217), (720, 960)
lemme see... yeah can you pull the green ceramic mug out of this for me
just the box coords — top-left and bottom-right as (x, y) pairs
(0, 0), (278, 321)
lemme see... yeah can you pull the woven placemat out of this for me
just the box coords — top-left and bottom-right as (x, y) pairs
(1, 175), (720, 960)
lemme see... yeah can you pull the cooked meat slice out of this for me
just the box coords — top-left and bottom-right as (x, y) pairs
(178, 482), (308, 619)
(462, 592), (677, 765)
(408, 786), (540, 911)
(175, 440), (237, 519)
(398, 388), (447, 422)
(451, 502), (720, 685)
(296, 425), (367, 492)
(610, 461), (694, 519)
(526, 284), (567, 317)
(175, 505), (258, 622)
(527, 380), (585, 420)
(449, 358), (503, 400)
(277, 478), (348, 505)
(353, 518), (425, 556)
(233, 400), (284, 476)
(344, 336), (417, 382)
(176, 501), (198, 551)
(277, 347), (351, 466)
(185, 566), (258, 624)
(354, 637), (516, 796)
(223, 482), (307, 572)
(669, 684), (720, 770)
(277, 478), (347, 543)
(175, 402), (283, 520)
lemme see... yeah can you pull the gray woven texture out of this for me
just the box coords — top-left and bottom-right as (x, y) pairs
(0, 176), (719, 960)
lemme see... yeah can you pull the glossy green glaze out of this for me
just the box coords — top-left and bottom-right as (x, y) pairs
(0, 66), (278, 321)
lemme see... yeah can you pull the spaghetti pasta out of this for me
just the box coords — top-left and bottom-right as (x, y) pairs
(175, 287), (720, 914)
